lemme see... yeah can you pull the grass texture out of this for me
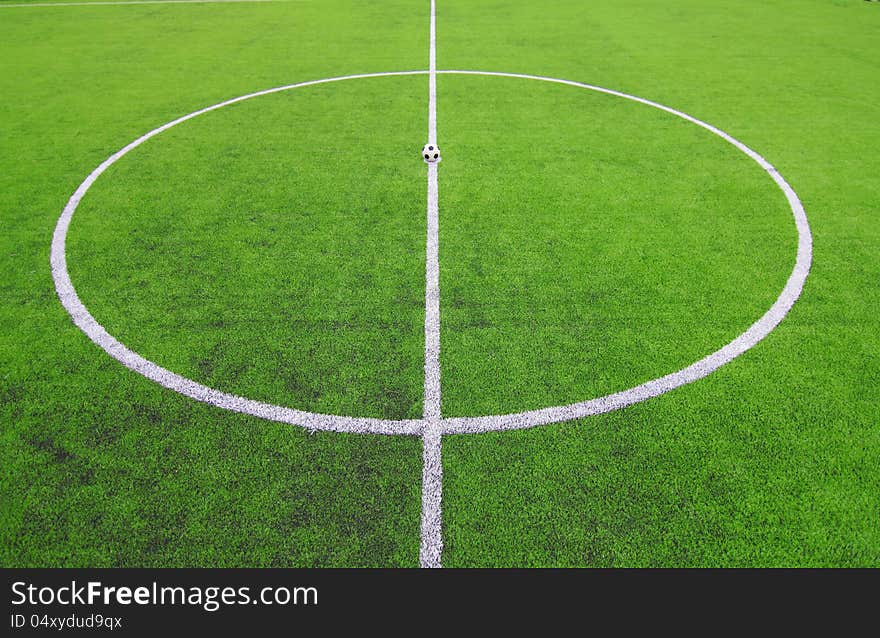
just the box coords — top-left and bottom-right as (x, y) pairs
(1, 0), (426, 567)
(2, 0), (879, 566)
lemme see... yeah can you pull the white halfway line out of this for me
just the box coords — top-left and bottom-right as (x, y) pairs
(0, 0), (287, 8)
(420, 0), (443, 569)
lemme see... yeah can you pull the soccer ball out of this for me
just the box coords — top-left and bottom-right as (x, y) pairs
(422, 144), (441, 163)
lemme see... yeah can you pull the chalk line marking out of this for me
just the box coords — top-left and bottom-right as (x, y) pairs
(423, 4), (441, 425)
(420, 0), (443, 568)
(433, 70), (812, 434)
(50, 71), (812, 437)
(420, 420), (443, 568)
(50, 71), (428, 436)
(50, 67), (811, 570)
(0, 0), (286, 8)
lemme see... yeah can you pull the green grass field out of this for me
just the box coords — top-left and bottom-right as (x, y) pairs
(2, 0), (878, 567)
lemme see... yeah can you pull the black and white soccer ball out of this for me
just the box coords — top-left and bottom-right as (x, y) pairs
(422, 144), (441, 163)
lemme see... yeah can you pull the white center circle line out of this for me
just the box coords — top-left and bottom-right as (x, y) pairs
(50, 69), (812, 437)
(434, 70), (812, 434)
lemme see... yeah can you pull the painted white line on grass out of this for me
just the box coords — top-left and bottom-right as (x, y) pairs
(423, 164), (441, 422)
(435, 70), (813, 434)
(420, 421), (443, 568)
(51, 70), (812, 439)
(427, 0), (438, 146)
(423, 163), (442, 424)
(50, 71), (429, 436)
(0, 0), (286, 7)
(423, 1), (441, 423)
(419, 0), (444, 569)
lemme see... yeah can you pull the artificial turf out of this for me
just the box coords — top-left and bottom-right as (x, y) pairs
(1, 0), (427, 567)
(438, 72), (793, 416)
(67, 76), (428, 420)
(439, 0), (880, 566)
(2, 0), (879, 567)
